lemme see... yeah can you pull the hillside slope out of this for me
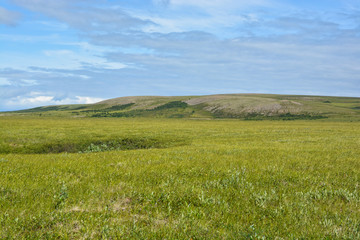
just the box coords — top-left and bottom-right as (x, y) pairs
(5, 94), (360, 120)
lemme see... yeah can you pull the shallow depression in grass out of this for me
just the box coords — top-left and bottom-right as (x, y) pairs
(1, 136), (187, 154)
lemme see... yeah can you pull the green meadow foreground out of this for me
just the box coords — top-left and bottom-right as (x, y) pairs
(0, 117), (359, 238)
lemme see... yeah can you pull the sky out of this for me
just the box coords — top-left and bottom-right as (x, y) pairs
(0, 0), (360, 111)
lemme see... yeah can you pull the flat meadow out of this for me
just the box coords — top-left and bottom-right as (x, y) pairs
(0, 116), (359, 239)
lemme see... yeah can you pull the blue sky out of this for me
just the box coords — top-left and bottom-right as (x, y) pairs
(0, 0), (359, 111)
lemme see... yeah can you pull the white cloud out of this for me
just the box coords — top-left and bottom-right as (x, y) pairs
(5, 92), (104, 109)
(0, 6), (21, 26)
(23, 95), (53, 104)
(98, 62), (127, 70)
(75, 96), (104, 104)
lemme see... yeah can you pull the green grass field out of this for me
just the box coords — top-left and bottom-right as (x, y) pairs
(1, 116), (359, 239)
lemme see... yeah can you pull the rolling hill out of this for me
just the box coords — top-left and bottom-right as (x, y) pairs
(4, 94), (360, 120)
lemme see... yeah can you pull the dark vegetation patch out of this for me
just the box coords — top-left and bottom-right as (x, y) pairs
(0, 136), (188, 154)
(212, 110), (327, 120)
(168, 113), (187, 118)
(72, 106), (88, 110)
(244, 113), (328, 121)
(352, 106), (360, 110)
(80, 103), (135, 113)
(0, 187), (16, 201)
(92, 110), (147, 118)
(153, 101), (188, 110)
(105, 103), (135, 111)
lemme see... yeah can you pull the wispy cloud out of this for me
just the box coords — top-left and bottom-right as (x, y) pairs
(1, 78), (38, 87)
(11, 0), (153, 31)
(169, 0), (273, 10)
(153, 0), (170, 7)
(0, 6), (21, 26)
(0, 77), (12, 86)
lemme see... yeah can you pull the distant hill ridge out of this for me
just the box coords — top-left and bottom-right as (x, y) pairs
(6, 94), (360, 120)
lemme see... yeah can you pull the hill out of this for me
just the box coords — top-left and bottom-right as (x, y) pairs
(4, 94), (360, 120)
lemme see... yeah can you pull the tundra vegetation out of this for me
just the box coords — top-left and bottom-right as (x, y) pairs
(7, 94), (360, 121)
(0, 94), (359, 238)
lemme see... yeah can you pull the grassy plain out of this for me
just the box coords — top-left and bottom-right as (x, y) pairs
(0, 116), (359, 239)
